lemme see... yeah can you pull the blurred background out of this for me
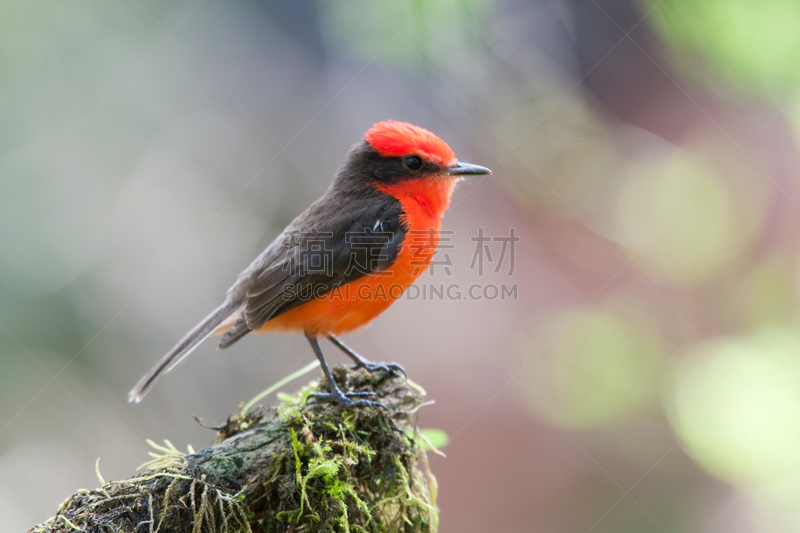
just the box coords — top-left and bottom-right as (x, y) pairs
(4, 0), (800, 531)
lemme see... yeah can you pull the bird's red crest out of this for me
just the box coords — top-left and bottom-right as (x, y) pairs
(365, 120), (456, 167)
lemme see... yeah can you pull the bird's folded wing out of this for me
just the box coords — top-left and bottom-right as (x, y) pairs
(218, 204), (405, 347)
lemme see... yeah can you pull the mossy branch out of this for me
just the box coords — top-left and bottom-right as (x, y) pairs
(28, 366), (439, 533)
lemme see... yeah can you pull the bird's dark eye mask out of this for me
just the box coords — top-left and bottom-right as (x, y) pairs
(360, 146), (442, 183)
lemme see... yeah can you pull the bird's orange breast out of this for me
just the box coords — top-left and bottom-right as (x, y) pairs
(257, 176), (457, 336)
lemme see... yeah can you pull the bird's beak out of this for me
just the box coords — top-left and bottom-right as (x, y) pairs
(442, 161), (492, 176)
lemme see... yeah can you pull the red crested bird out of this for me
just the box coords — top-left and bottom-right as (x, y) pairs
(129, 120), (491, 407)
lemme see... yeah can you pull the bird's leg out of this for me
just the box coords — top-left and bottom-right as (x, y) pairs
(306, 334), (386, 409)
(327, 335), (406, 378)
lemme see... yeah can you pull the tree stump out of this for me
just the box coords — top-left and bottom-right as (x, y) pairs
(28, 366), (439, 533)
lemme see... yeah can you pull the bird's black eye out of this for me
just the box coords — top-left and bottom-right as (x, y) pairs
(404, 155), (422, 171)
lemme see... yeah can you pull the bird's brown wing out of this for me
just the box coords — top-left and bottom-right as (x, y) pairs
(218, 202), (405, 348)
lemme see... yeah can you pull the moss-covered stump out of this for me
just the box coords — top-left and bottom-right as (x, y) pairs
(29, 366), (438, 533)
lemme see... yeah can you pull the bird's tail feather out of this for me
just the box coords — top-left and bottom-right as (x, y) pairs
(128, 301), (239, 403)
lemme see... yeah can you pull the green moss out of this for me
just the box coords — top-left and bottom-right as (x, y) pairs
(254, 367), (439, 533)
(280, 426), (372, 532)
(30, 366), (437, 533)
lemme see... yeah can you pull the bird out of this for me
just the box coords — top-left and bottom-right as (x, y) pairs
(128, 120), (491, 407)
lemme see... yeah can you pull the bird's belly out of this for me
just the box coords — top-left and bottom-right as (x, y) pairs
(258, 219), (439, 335)
(257, 249), (428, 335)
(257, 283), (398, 335)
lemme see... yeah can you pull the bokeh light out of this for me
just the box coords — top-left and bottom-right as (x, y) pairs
(743, 258), (799, 329)
(644, 0), (800, 97)
(668, 328), (800, 485)
(520, 310), (663, 428)
(613, 150), (759, 285)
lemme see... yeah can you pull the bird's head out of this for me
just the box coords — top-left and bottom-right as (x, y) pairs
(365, 119), (491, 181)
(337, 120), (491, 189)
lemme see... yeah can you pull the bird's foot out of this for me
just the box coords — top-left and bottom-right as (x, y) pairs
(351, 359), (407, 379)
(326, 336), (407, 379)
(312, 387), (387, 410)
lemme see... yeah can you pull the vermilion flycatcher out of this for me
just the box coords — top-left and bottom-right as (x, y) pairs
(129, 120), (491, 407)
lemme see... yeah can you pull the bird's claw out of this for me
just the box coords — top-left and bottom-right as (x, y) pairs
(353, 361), (407, 379)
(313, 389), (388, 410)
